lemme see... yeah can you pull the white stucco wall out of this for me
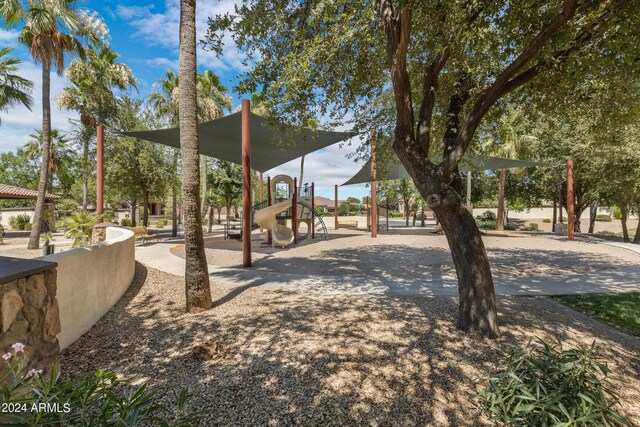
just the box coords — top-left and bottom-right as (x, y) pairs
(41, 227), (135, 349)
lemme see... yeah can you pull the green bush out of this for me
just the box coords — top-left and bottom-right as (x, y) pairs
(101, 209), (117, 223)
(56, 199), (78, 218)
(0, 343), (203, 426)
(476, 219), (496, 230)
(476, 210), (497, 221)
(389, 211), (404, 218)
(121, 218), (132, 227)
(157, 219), (168, 228)
(63, 212), (98, 248)
(595, 214), (612, 222)
(542, 218), (551, 223)
(613, 206), (622, 220)
(9, 214), (31, 230)
(528, 223), (539, 230)
(476, 339), (631, 426)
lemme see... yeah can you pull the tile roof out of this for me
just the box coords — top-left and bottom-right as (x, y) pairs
(0, 183), (60, 200)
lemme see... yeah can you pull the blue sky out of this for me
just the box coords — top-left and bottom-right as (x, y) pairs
(0, 0), (370, 200)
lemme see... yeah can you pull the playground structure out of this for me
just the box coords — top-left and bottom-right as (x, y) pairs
(253, 174), (329, 248)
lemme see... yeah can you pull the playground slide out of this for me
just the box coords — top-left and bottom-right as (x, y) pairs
(254, 199), (294, 247)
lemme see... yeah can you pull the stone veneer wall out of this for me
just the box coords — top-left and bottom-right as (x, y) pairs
(0, 258), (60, 369)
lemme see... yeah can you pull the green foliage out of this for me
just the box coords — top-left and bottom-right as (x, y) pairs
(0, 47), (33, 119)
(337, 202), (350, 216)
(40, 232), (54, 244)
(476, 211), (497, 222)
(476, 339), (631, 426)
(209, 160), (242, 214)
(543, 218), (552, 223)
(613, 207), (622, 220)
(552, 293), (640, 337)
(157, 219), (168, 228)
(476, 219), (496, 230)
(63, 212), (98, 248)
(528, 223), (539, 230)
(388, 211), (403, 218)
(120, 218), (132, 227)
(56, 199), (78, 218)
(595, 214), (612, 222)
(100, 209), (117, 223)
(0, 344), (203, 426)
(9, 214), (31, 230)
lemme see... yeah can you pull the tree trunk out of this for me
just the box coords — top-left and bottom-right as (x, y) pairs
(588, 202), (597, 234)
(633, 199), (640, 244)
(179, 0), (212, 312)
(208, 207), (213, 233)
(172, 149), (178, 237)
(552, 199), (557, 232)
(82, 131), (89, 211)
(434, 197), (500, 338)
(496, 169), (506, 231)
(405, 200), (410, 227)
(420, 199), (426, 227)
(28, 61), (52, 249)
(131, 200), (137, 226)
(558, 182), (564, 222)
(200, 156), (207, 217)
(143, 190), (150, 226)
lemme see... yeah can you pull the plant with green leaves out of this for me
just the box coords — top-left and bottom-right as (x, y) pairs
(63, 211), (97, 247)
(476, 339), (631, 426)
(0, 343), (203, 426)
(9, 214), (31, 230)
(0, 0), (105, 249)
(0, 46), (32, 122)
(206, 0), (639, 337)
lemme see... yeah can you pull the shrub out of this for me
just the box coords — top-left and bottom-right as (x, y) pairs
(476, 339), (631, 426)
(476, 219), (496, 230)
(389, 211), (404, 218)
(56, 199), (78, 218)
(101, 209), (117, 223)
(63, 212), (98, 248)
(476, 210), (497, 221)
(542, 218), (551, 223)
(613, 206), (622, 220)
(0, 343), (203, 426)
(595, 214), (612, 222)
(121, 218), (132, 227)
(157, 219), (168, 228)
(528, 223), (539, 230)
(9, 214), (32, 230)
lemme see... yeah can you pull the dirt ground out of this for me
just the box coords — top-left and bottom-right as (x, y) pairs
(61, 264), (640, 426)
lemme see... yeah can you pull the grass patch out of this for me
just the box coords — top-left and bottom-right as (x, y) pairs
(551, 292), (640, 337)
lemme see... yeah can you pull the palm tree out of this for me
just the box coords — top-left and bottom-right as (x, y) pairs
(150, 70), (180, 236)
(58, 45), (136, 210)
(0, 47), (32, 121)
(24, 129), (71, 193)
(196, 69), (232, 216)
(179, 0), (212, 312)
(487, 107), (537, 230)
(0, 0), (103, 249)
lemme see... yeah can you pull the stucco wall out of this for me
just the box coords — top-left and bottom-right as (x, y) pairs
(42, 227), (135, 349)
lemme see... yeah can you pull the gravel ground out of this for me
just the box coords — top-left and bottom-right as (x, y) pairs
(62, 263), (640, 426)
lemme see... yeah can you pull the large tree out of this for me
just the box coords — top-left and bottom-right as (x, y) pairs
(0, 47), (32, 121)
(58, 45), (136, 210)
(179, 0), (212, 312)
(1, 0), (103, 249)
(208, 0), (639, 337)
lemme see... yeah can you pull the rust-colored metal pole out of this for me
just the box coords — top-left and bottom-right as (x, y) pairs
(334, 184), (338, 230)
(371, 129), (377, 238)
(267, 176), (272, 245)
(242, 99), (252, 267)
(96, 125), (104, 222)
(311, 182), (315, 239)
(567, 159), (575, 241)
(293, 177), (298, 244)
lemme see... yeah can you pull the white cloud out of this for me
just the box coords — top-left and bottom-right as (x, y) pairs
(117, 0), (248, 73)
(0, 29), (20, 46)
(0, 60), (78, 153)
(141, 57), (179, 70)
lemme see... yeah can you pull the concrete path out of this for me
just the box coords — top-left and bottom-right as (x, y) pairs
(135, 237), (640, 296)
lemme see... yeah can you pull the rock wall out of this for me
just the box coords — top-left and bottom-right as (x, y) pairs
(0, 259), (60, 369)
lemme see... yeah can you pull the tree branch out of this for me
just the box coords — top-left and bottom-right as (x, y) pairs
(441, 0), (581, 174)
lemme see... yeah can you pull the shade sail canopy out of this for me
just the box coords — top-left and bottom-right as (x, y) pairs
(341, 153), (549, 186)
(122, 111), (354, 173)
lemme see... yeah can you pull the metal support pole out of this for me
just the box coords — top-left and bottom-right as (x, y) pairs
(371, 129), (377, 238)
(311, 182), (315, 239)
(293, 177), (298, 244)
(96, 125), (104, 222)
(259, 172), (264, 232)
(567, 160), (574, 241)
(242, 99), (252, 267)
(267, 176), (272, 245)
(334, 184), (338, 230)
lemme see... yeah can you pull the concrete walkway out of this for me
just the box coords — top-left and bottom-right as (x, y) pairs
(135, 237), (640, 297)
